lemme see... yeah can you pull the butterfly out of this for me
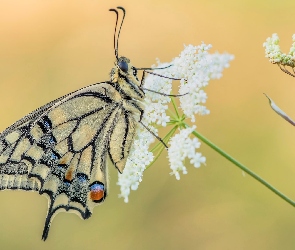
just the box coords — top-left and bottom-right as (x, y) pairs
(0, 6), (181, 240)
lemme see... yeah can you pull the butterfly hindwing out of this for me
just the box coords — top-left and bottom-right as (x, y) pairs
(109, 110), (137, 173)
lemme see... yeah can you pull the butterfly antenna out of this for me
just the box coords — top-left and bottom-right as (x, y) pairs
(116, 6), (126, 57)
(109, 8), (119, 59)
(142, 87), (188, 97)
(136, 65), (173, 70)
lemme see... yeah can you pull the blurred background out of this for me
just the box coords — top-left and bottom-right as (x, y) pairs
(1, 0), (295, 249)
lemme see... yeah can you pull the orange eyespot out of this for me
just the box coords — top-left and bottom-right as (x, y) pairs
(90, 183), (105, 202)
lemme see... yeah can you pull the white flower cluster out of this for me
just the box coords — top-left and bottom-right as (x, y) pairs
(117, 128), (154, 203)
(290, 34), (295, 59)
(263, 33), (295, 67)
(169, 44), (233, 122)
(117, 44), (233, 202)
(168, 126), (206, 180)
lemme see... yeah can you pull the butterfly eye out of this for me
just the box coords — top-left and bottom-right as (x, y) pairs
(118, 60), (128, 73)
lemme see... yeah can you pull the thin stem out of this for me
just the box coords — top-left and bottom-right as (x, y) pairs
(185, 123), (295, 207)
(171, 97), (180, 119)
(167, 109), (178, 121)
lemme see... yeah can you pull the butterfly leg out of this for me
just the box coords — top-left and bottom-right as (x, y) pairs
(140, 70), (146, 87)
(139, 121), (168, 148)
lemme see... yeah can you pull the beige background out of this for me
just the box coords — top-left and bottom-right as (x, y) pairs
(0, 0), (295, 249)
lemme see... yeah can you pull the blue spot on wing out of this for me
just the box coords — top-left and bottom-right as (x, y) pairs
(90, 183), (104, 192)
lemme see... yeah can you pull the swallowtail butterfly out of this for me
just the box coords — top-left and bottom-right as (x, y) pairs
(0, 6), (177, 240)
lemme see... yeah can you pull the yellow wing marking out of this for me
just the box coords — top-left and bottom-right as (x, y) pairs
(77, 145), (92, 176)
(25, 145), (44, 162)
(10, 138), (31, 162)
(30, 164), (50, 181)
(48, 96), (108, 127)
(52, 120), (77, 143)
(109, 112), (137, 173)
(5, 131), (21, 144)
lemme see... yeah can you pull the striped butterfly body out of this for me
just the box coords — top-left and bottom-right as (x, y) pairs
(0, 7), (148, 240)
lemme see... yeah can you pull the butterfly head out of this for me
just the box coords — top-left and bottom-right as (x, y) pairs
(110, 56), (144, 100)
(117, 56), (139, 81)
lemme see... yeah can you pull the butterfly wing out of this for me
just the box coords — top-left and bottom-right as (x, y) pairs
(109, 110), (138, 173)
(0, 82), (126, 240)
(0, 94), (68, 192)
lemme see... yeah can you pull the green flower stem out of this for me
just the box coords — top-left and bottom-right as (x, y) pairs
(146, 125), (178, 170)
(171, 97), (180, 119)
(186, 123), (295, 207)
